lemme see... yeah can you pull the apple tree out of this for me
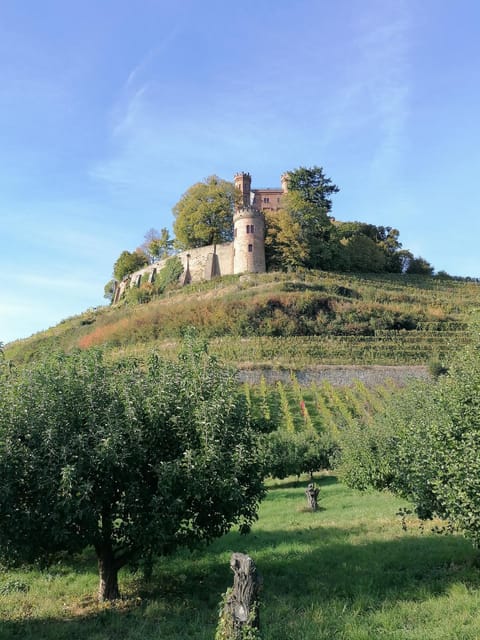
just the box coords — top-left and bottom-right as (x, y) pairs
(0, 340), (265, 601)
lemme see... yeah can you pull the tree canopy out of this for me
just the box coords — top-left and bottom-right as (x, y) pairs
(339, 324), (480, 547)
(140, 227), (174, 263)
(0, 341), (265, 601)
(173, 175), (238, 249)
(284, 165), (339, 213)
(265, 167), (339, 271)
(113, 249), (148, 281)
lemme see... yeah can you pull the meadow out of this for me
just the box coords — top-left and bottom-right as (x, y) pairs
(1, 476), (480, 639)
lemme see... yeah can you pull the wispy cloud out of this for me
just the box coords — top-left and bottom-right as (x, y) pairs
(322, 2), (411, 179)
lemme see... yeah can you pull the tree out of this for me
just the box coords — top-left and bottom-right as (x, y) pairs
(266, 167), (339, 270)
(341, 234), (387, 272)
(284, 166), (339, 213)
(140, 227), (174, 263)
(338, 326), (480, 547)
(173, 175), (238, 249)
(264, 209), (309, 271)
(103, 279), (116, 302)
(113, 249), (148, 281)
(0, 341), (265, 601)
(406, 255), (434, 276)
(148, 227), (174, 261)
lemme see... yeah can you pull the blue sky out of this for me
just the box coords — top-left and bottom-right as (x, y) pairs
(2, 0), (479, 344)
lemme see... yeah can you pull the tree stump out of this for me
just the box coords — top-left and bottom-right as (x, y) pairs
(216, 552), (262, 639)
(305, 482), (319, 511)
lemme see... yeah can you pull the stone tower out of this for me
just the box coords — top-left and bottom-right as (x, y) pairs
(233, 206), (266, 275)
(234, 172), (252, 208)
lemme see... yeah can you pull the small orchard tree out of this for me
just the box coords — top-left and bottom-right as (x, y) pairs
(0, 340), (265, 601)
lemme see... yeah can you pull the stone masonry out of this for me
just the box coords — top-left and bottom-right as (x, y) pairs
(113, 172), (285, 303)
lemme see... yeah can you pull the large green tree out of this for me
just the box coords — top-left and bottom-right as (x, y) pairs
(266, 166), (339, 270)
(173, 175), (238, 249)
(0, 341), (265, 601)
(284, 165), (339, 213)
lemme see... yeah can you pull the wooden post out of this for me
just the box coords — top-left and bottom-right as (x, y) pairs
(305, 482), (319, 511)
(216, 552), (262, 639)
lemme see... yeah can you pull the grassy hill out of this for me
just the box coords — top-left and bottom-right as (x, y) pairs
(6, 270), (479, 367)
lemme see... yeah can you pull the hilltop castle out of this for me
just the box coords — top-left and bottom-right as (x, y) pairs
(112, 172), (287, 303)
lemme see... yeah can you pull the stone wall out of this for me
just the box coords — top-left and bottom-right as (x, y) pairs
(236, 365), (430, 387)
(113, 242), (235, 302)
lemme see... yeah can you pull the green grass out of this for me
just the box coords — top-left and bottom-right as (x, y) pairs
(2, 476), (480, 639)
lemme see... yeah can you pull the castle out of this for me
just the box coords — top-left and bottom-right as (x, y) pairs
(113, 172), (287, 303)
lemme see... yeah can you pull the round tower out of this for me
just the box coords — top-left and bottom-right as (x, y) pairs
(233, 207), (266, 274)
(280, 172), (289, 193)
(234, 172), (252, 208)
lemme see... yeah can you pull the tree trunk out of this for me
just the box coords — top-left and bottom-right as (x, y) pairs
(305, 482), (319, 511)
(217, 552), (262, 639)
(97, 547), (121, 602)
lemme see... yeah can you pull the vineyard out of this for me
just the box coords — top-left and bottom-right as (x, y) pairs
(5, 269), (479, 367)
(208, 330), (468, 365)
(243, 376), (395, 441)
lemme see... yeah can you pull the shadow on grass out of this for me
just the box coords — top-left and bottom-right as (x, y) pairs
(2, 483), (479, 639)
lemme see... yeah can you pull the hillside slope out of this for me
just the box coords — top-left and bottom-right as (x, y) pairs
(6, 270), (479, 367)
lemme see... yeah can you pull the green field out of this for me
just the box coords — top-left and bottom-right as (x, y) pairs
(1, 476), (479, 640)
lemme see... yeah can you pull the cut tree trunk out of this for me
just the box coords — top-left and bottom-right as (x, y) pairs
(217, 552), (262, 639)
(305, 482), (319, 511)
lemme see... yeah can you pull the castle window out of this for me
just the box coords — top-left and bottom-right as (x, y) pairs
(246, 224), (255, 234)
(263, 197), (270, 203)
(248, 244), (253, 252)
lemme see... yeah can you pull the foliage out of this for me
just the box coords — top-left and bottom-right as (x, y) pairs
(264, 166), (338, 271)
(103, 279), (116, 302)
(284, 165), (339, 212)
(143, 227), (174, 262)
(0, 341), (265, 601)
(264, 208), (309, 271)
(173, 175), (238, 249)
(153, 255), (184, 294)
(340, 234), (387, 272)
(215, 588), (261, 640)
(406, 254), (435, 275)
(113, 249), (148, 281)
(264, 430), (334, 480)
(339, 328), (480, 547)
(122, 256), (184, 305)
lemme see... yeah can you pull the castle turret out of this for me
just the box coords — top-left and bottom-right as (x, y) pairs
(280, 172), (289, 193)
(233, 206), (266, 274)
(234, 172), (252, 208)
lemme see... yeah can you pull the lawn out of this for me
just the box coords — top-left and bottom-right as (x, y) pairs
(1, 475), (479, 639)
